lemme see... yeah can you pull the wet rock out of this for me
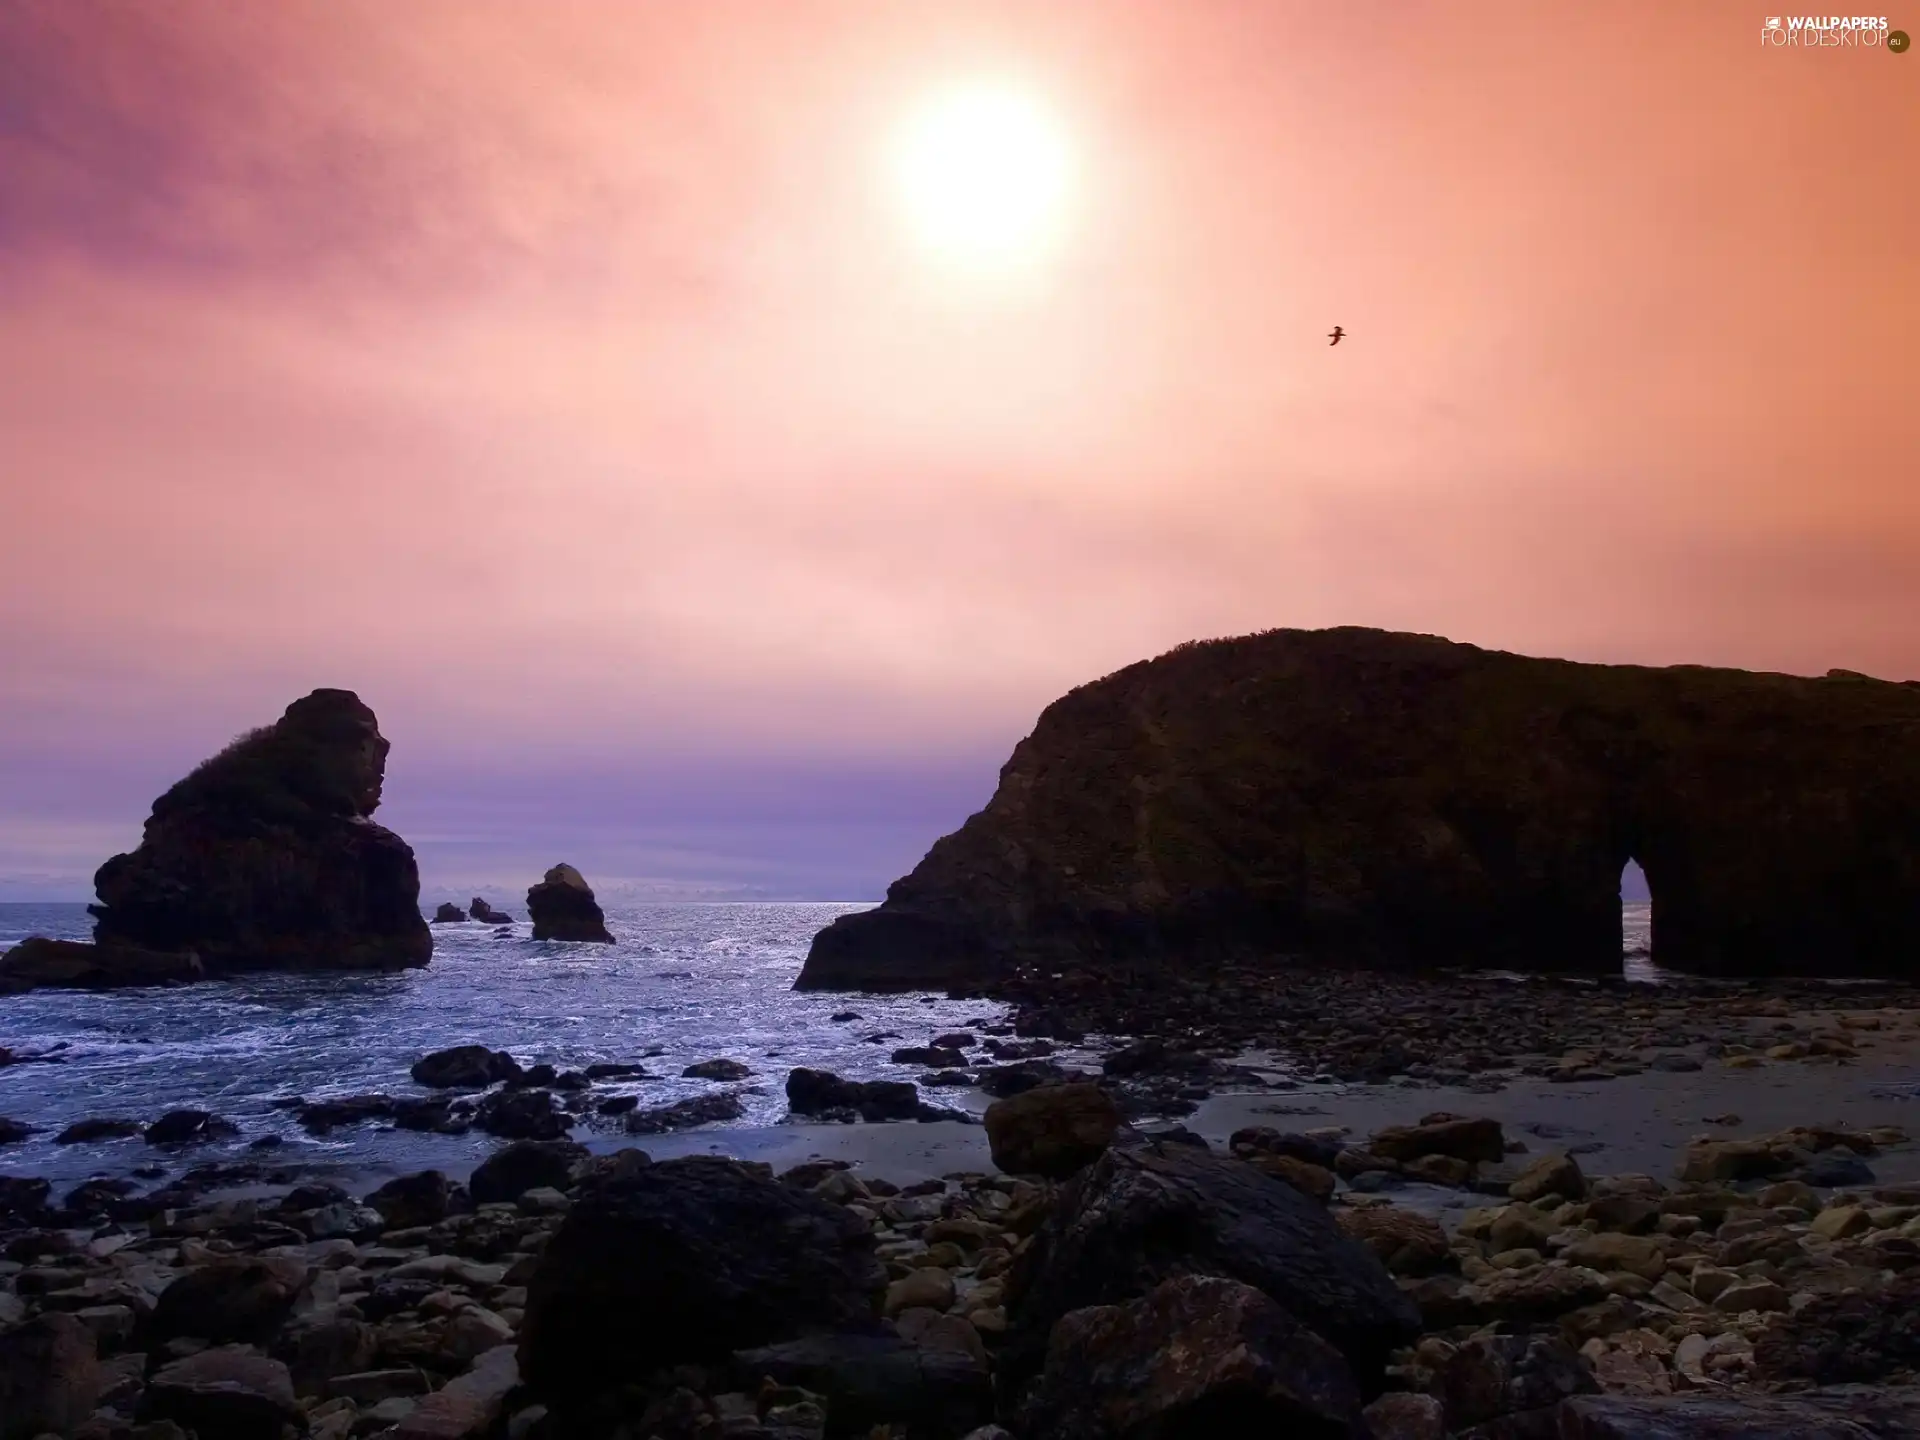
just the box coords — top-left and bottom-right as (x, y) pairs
(1016, 1274), (1367, 1439)
(0, 1116), (31, 1144)
(1801, 1154), (1877, 1187)
(732, 1333), (994, 1440)
(468, 1140), (589, 1204)
(984, 1083), (1121, 1179)
(144, 1109), (240, 1146)
(0, 1313), (100, 1440)
(1001, 1139), (1421, 1407)
(91, 689), (432, 974)
(1677, 1138), (1798, 1184)
(0, 937), (206, 995)
(148, 1256), (309, 1346)
(979, 1060), (1076, 1098)
(785, 1067), (921, 1121)
(0, 1176), (52, 1222)
(469, 897), (512, 925)
(1244, 1153), (1339, 1202)
(475, 1087), (571, 1140)
(139, 1346), (302, 1440)
(893, 1046), (968, 1068)
(684, 1058), (753, 1081)
(54, 1117), (143, 1145)
(1437, 1333), (1598, 1436)
(412, 1045), (523, 1089)
(1230, 1127), (1343, 1169)
(1369, 1115), (1506, 1165)
(519, 1157), (886, 1411)
(433, 902), (468, 923)
(623, 1090), (746, 1133)
(525, 863), (614, 943)
(297, 1093), (395, 1132)
(1361, 1392), (1447, 1440)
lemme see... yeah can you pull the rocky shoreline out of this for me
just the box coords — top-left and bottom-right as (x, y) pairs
(6, 1074), (1920, 1439)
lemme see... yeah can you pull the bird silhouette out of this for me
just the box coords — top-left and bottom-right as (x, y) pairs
(1328, 326), (1345, 346)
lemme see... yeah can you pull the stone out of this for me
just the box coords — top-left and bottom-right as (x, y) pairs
(474, 1087), (571, 1140)
(394, 1346), (520, 1438)
(525, 863), (614, 943)
(433, 902), (468, 923)
(1677, 1139), (1797, 1184)
(1361, 1391), (1446, 1440)
(0, 1314), (100, 1440)
(999, 1139), (1421, 1408)
(683, 1058), (753, 1080)
(1560, 1233), (1670, 1281)
(364, 1170), (459, 1228)
(53, 1117), (143, 1144)
(1334, 1204), (1452, 1276)
(469, 898), (512, 924)
(0, 937), (205, 995)
(1470, 1265), (1612, 1324)
(519, 1157), (886, 1408)
(1231, 1127), (1343, 1168)
(1713, 1278), (1788, 1313)
(622, 1090), (746, 1133)
(1015, 1275), (1367, 1440)
(1510, 1151), (1587, 1203)
(1811, 1204), (1873, 1240)
(1754, 1272), (1920, 1384)
(785, 1067), (921, 1121)
(90, 689), (432, 974)
(138, 1346), (302, 1440)
(149, 1256), (310, 1346)
(411, 1045), (522, 1089)
(143, 1109), (235, 1146)
(1437, 1333), (1598, 1435)
(468, 1140), (588, 1204)
(984, 1083), (1122, 1178)
(1557, 1389), (1920, 1438)
(731, 1333), (993, 1440)
(893, 1046), (968, 1068)
(1246, 1152), (1339, 1202)
(0, 1116), (31, 1144)
(1370, 1116), (1506, 1165)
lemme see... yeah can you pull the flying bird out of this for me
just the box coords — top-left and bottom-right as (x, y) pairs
(1328, 326), (1345, 346)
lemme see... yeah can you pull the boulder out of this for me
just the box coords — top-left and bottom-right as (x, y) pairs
(518, 1157), (886, 1412)
(89, 688), (432, 973)
(1754, 1272), (1920, 1385)
(0, 937), (205, 995)
(433, 902), (468, 923)
(0, 1117), (31, 1144)
(684, 1058), (752, 1080)
(793, 628), (1920, 987)
(0, 1314), (100, 1440)
(786, 1067), (921, 1121)
(411, 1044), (523, 1089)
(138, 1346), (302, 1440)
(1436, 1333), (1598, 1436)
(1000, 1140), (1421, 1408)
(54, 1117), (143, 1144)
(468, 1141), (589, 1205)
(526, 863), (614, 943)
(144, 1109), (239, 1145)
(393, 1345), (520, 1438)
(1509, 1151), (1587, 1203)
(475, 1087), (570, 1140)
(1369, 1115), (1506, 1165)
(1333, 1204), (1453, 1276)
(468, 897), (512, 924)
(732, 1333), (993, 1439)
(148, 1256), (309, 1346)
(364, 1170), (460, 1228)
(1015, 1274), (1367, 1439)
(984, 1083), (1122, 1178)
(1678, 1137), (1801, 1184)
(622, 1090), (746, 1133)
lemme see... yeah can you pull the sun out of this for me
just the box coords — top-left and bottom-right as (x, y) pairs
(888, 80), (1074, 273)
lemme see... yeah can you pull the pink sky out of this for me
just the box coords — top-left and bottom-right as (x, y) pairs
(2, 0), (1915, 898)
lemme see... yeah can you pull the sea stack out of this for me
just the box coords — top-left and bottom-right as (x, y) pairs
(527, 864), (615, 943)
(86, 688), (432, 974)
(433, 902), (468, 924)
(470, 897), (512, 924)
(797, 627), (1920, 990)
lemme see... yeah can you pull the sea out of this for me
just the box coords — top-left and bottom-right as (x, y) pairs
(0, 900), (1658, 1187)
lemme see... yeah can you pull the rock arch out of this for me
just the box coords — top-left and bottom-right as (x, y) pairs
(799, 629), (1920, 989)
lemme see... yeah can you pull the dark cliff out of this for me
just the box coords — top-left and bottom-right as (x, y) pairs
(88, 688), (432, 974)
(798, 628), (1920, 989)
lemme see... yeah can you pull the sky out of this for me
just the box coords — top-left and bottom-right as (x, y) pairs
(1, 1), (1914, 902)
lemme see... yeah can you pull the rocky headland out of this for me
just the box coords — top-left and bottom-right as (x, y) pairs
(525, 866), (613, 944)
(1, 689), (430, 993)
(799, 627), (1920, 992)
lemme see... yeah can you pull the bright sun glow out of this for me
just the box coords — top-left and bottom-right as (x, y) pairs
(889, 81), (1074, 273)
